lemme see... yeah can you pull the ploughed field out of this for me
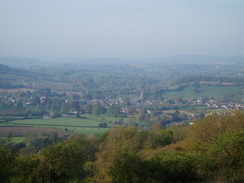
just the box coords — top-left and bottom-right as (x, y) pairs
(0, 127), (66, 137)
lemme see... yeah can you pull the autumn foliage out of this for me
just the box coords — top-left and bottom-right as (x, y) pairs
(0, 110), (243, 183)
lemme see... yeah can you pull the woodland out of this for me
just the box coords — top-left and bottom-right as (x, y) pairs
(0, 110), (243, 183)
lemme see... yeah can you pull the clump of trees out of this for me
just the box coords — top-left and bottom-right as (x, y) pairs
(0, 110), (243, 183)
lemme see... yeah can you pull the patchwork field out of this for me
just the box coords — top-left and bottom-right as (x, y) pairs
(163, 86), (243, 99)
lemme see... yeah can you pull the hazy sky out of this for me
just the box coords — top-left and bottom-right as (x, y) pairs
(0, 0), (244, 59)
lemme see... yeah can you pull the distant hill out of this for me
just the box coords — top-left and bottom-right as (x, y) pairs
(0, 63), (35, 76)
(0, 63), (11, 73)
(0, 57), (40, 68)
(157, 55), (244, 64)
(68, 55), (244, 65)
(1, 55), (243, 66)
(0, 63), (47, 89)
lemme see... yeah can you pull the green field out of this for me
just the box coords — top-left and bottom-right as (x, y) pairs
(163, 86), (243, 99)
(0, 115), (125, 127)
(4, 117), (100, 127)
(162, 110), (195, 116)
(0, 136), (25, 144)
(199, 86), (243, 98)
(70, 127), (108, 136)
(0, 114), (135, 137)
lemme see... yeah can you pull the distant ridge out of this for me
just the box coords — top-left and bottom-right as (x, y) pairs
(0, 55), (243, 66)
(0, 63), (11, 72)
(69, 55), (244, 65)
(0, 62), (42, 77)
(0, 57), (40, 68)
(157, 55), (244, 64)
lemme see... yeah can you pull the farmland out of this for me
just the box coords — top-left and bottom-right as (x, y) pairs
(162, 86), (243, 99)
(0, 114), (136, 138)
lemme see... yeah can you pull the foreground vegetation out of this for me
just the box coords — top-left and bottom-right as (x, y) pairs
(1, 110), (243, 183)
